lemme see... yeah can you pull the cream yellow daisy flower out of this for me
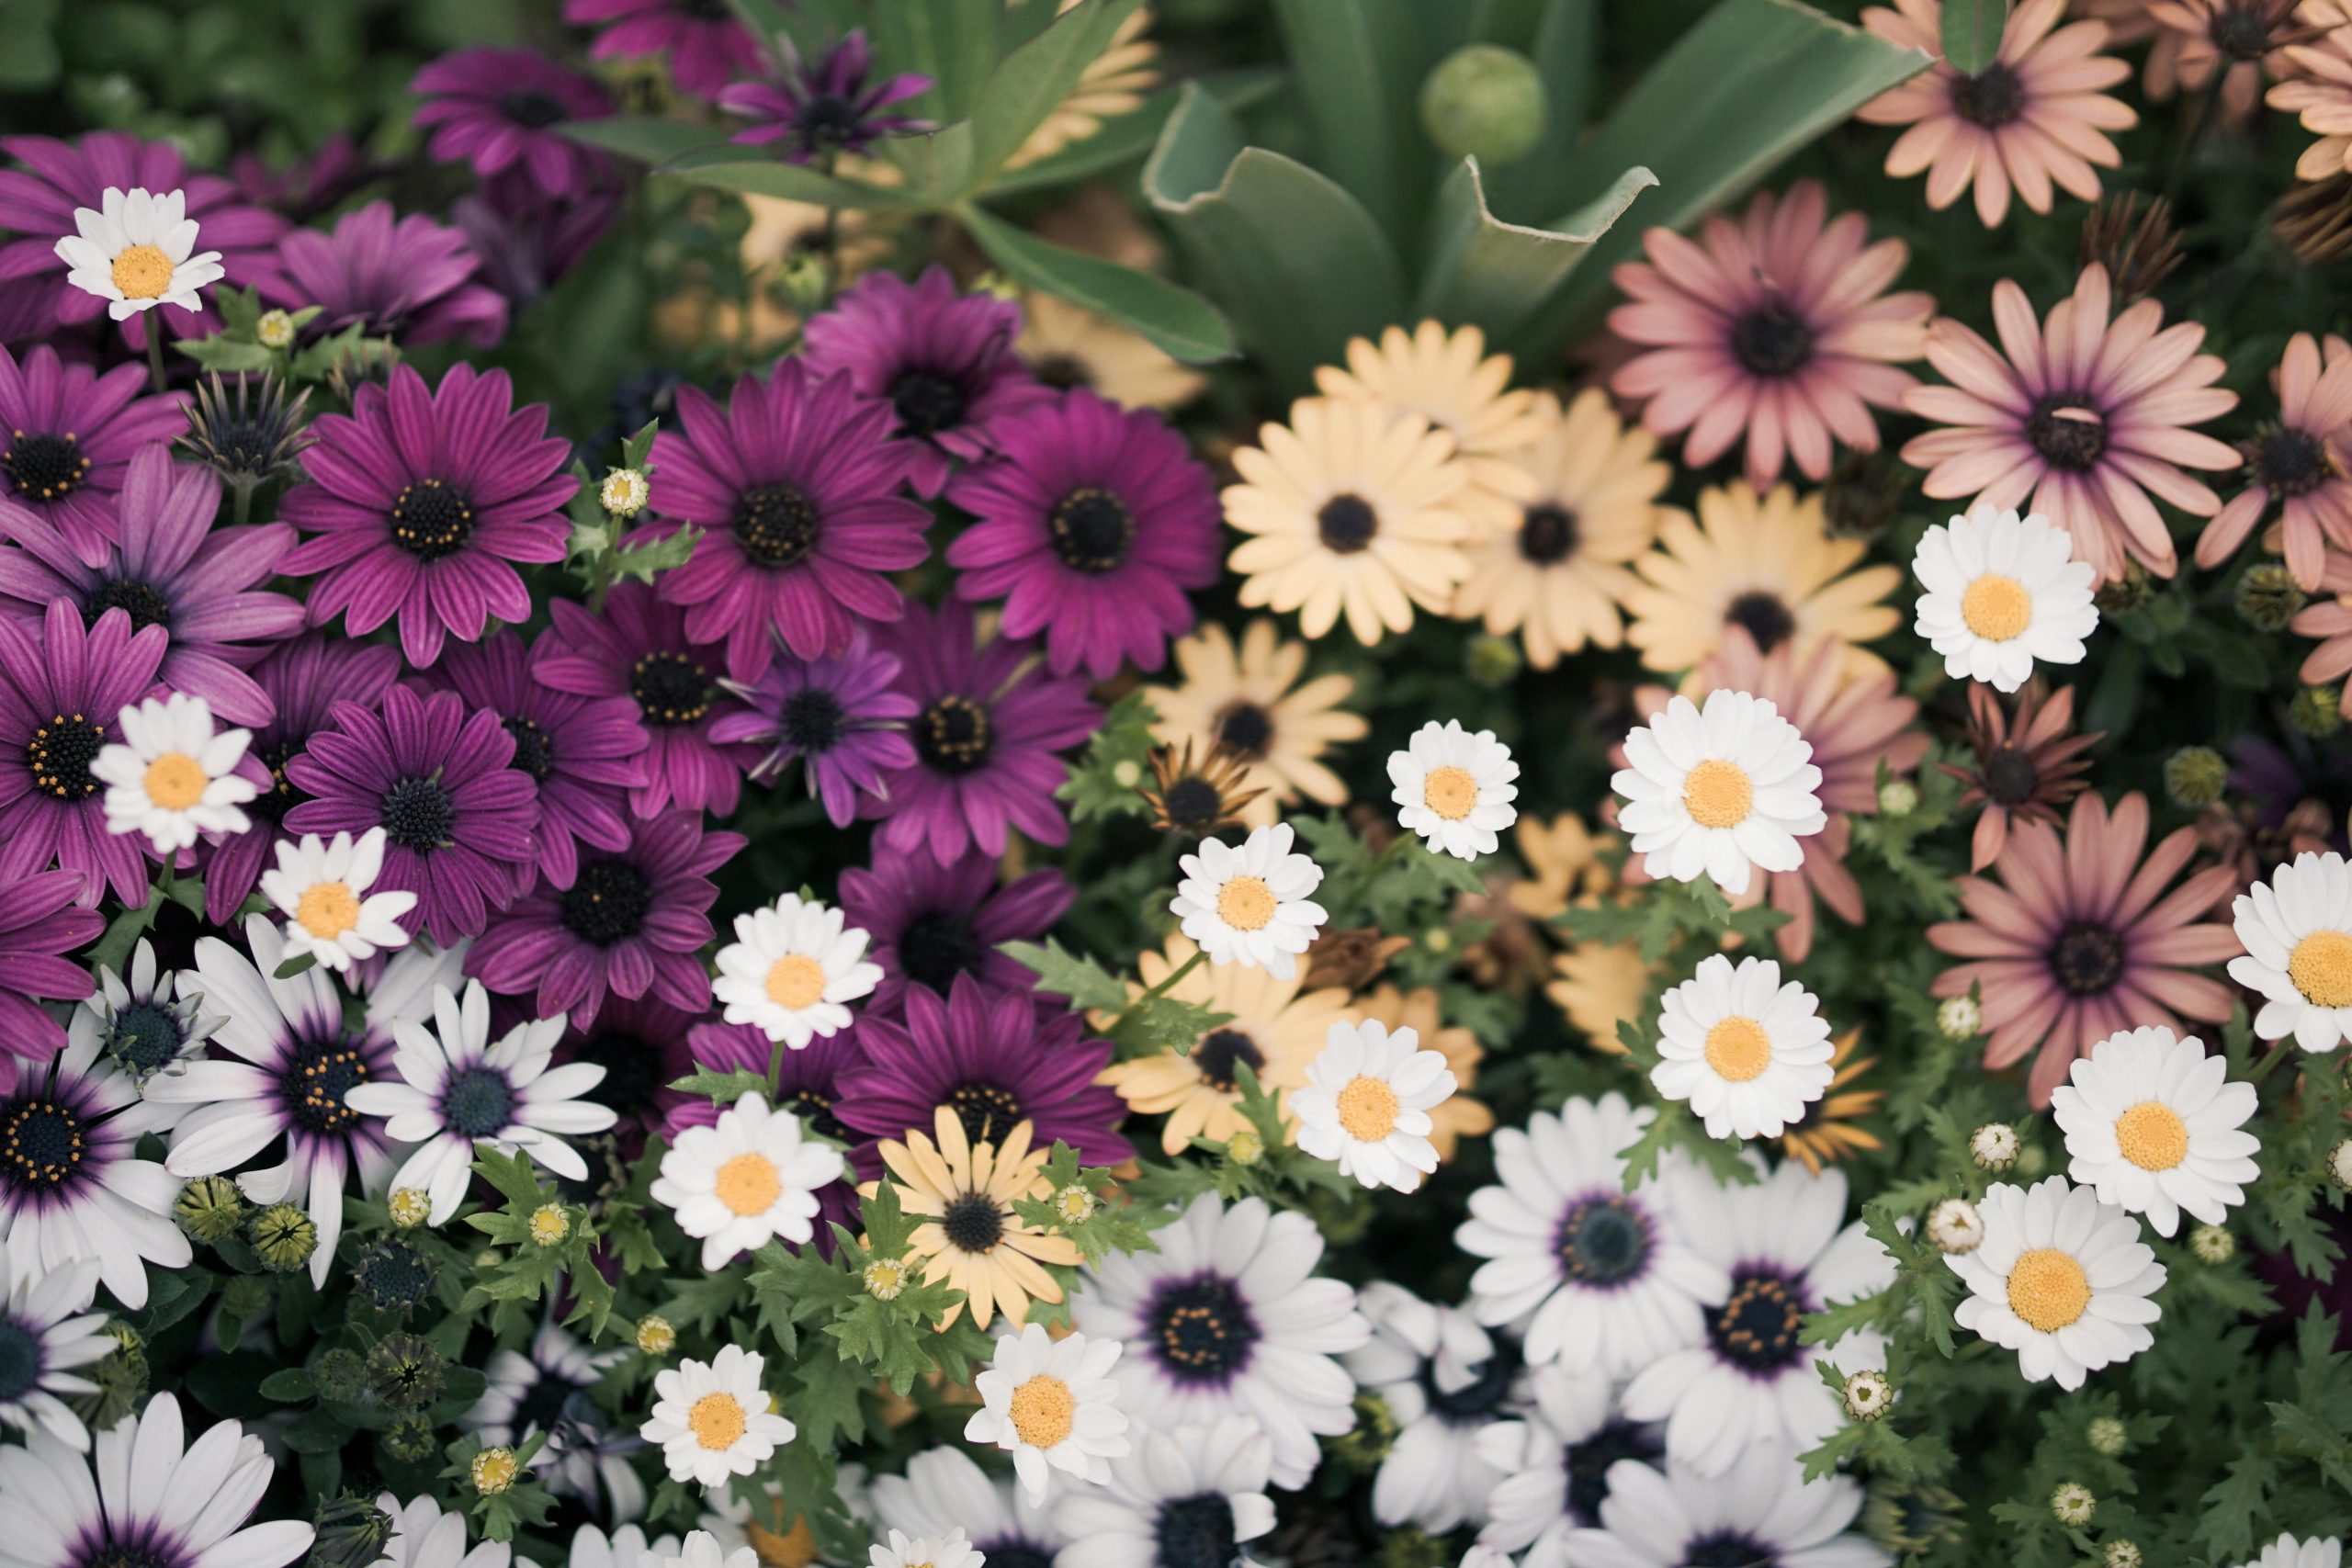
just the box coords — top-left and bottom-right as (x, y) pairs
(1316, 319), (1544, 537)
(866, 1110), (1080, 1330)
(1017, 289), (1204, 412)
(1142, 618), (1368, 828)
(1546, 942), (1654, 1053)
(1006, 6), (1159, 168)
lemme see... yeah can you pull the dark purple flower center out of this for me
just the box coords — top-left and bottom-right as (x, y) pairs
(915, 694), (992, 774)
(633, 652), (714, 726)
(0, 1313), (40, 1404)
(1950, 62), (2027, 128)
(974, 1546), (1053, 1568)
(281, 1035), (371, 1135)
(107, 1001), (187, 1077)
(780, 687), (847, 753)
(783, 1089), (848, 1144)
(1519, 502), (1580, 565)
(2, 432), (89, 501)
(1556, 1194), (1652, 1285)
(1154, 1496), (1239, 1568)
(85, 578), (171, 633)
(252, 739), (304, 824)
(571, 1030), (663, 1115)
(2049, 920), (2126, 997)
(380, 776), (458, 852)
(1191, 1028), (1264, 1093)
(502, 716), (555, 783)
(899, 911), (985, 992)
(1732, 299), (1815, 378)
(1566, 1418), (1660, 1524)
(2213, 5), (2274, 57)
(1029, 352), (1092, 391)
(0, 1097), (86, 1191)
(1683, 1530), (1778, 1567)
(1161, 775), (1227, 833)
(25, 712), (105, 801)
(76, 1539), (186, 1568)
(888, 369), (970, 439)
(947, 1080), (1022, 1146)
(511, 1369), (587, 1438)
(1724, 590), (1797, 653)
(2026, 395), (2107, 473)
(2253, 428), (2333, 498)
(442, 1066), (517, 1137)
(561, 859), (653, 947)
(1317, 492), (1378, 554)
(389, 479), (475, 560)
(732, 481), (821, 569)
(794, 93), (864, 150)
(1212, 701), (1273, 761)
(1148, 1272), (1258, 1382)
(1983, 745), (2041, 806)
(1422, 1333), (1522, 1424)
(501, 89), (571, 130)
(940, 1191), (1005, 1252)
(1707, 1268), (1807, 1373)
(1048, 487), (1136, 574)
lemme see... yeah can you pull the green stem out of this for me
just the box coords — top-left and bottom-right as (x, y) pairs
(145, 326), (168, 394)
(1109, 949), (1207, 1032)
(766, 1036), (787, 1099)
(2247, 1038), (2297, 1087)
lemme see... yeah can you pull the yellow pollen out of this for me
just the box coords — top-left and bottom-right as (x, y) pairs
(1961, 573), (2034, 641)
(1008, 1372), (1076, 1448)
(1216, 875), (1277, 931)
(2007, 1247), (2091, 1332)
(142, 751), (208, 811)
(687, 1391), (747, 1450)
(2114, 1100), (2188, 1171)
(714, 1152), (782, 1216)
(296, 881), (361, 941)
(1682, 759), (1753, 829)
(1335, 1074), (1401, 1141)
(763, 953), (828, 1010)
(110, 244), (174, 300)
(1422, 765), (1479, 821)
(1702, 1016), (1773, 1082)
(2290, 929), (2352, 1007)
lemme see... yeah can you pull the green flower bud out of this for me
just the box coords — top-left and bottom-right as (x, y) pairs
(250, 1201), (318, 1273)
(1465, 632), (1523, 688)
(71, 1322), (148, 1433)
(220, 1274), (271, 1319)
(352, 1236), (435, 1315)
(2237, 560), (2307, 630)
(776, 253), (832, 313)
(2086, 1415), (2129, 1455)
(381, 1413), (438, 1464)
(1376, 1526), (1448, 1568)
(306, 1492), (393, 1568)
(367, 1332), (447, 1411)
(1329, 1390), (1398, 1471)
(1419, 45), (1547, 167)
(2164, 745), (2228, 807)
(315, 1348), (368, 1404)
(2093, 559), (2152, 615)
(175, 1174), (247, 1242)
(2295, 683), (2346, 737)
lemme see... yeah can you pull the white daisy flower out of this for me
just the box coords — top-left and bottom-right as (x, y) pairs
(1649, 953), (1836, 1141)
(2229, 851), (2352, 1052)
(1292, 1016), (1457, 1192)
(568, 1525), (682, 1568)
(344, 980), (617, 1225)
(262, 828), (418, 974)
(2233, 1536), (2343, 1568)
(468, 1321), (642, 1522)
(1559, 1446), (1884, 1568)
(1072, 1192), (1370, 1489)
(53, 186), (224, 319)
(1455, 1094), (1727, 1378)
(1388, 718), (1521, 860)
(1169, 822), (1329, 980)
(867, 1529), (980, 1568)
(1049, 1414), (1277, 1568)
(1621, 1160), (1895, 1477)
(649, 1092), (847, 1269)
(1343, 1283), (1524, 1533)
(965, 1321), (1131, 1502)
(868, 1447), (1069, 1567)
(0, 1239), (109, 1450)
(1474, 1366), (1661, 1561)
(1911, 504), (2098, 694)
(641, 1346), (795, 1489)
(1459, 1548), (1517, 1568)
(1610, 689), (1825, 897)
(644, 1533), (754, 1568)
(2051, 1026), (2260, 1238)
(92, 691), (255, 853)
(370, 1494), (511, 1568)
(711, 893), (882, 1048)
(1947, 1176), (2166, 1391)
(74, 938), (224, 1089)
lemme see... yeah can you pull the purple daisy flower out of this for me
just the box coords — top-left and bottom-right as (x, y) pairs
(0, 342), (187, 568)
(945, 388), (1221, 679)
(865, 598), (1099, 864)
(646, 360), (929, 677)
(232, 131), (376, 222)
(708, 631), (916, 827)
(672, 1018), (864, 1255)
(278, 362), (575, 667)
(276, 199), (509, 348)
(0, 601), (167, 907)
(835, 974), (1130, 1177)
(802, 265), (1053, 497)
(716, 29), (933, 162)
(565, 0), (759, 98)
(410, 48), (615, 201)
(536, 581), (759, 819)
(0, 445), (304, 725)
(453, 174), (619, 310)
(421, 627), (650, 891)
(564, 991), (704, 1146)
(837, 850), (1075, 1015)
(199, 633), (401, 927)
(285, 682), (541, 945)
(0, 868), (104, 1061)
(466, 810), (743, 1027)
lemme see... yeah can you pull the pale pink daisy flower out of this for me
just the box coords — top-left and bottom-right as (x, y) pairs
(2195, 332), (2352, 587)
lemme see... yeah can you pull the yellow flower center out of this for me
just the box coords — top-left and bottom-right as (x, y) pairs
(1335, 1074), (1401, 1141)
(2114, 1100), (2188, 1171)
(1682, 759), (1753, 829)
(763, 953), (828, 1010)
(687, 1391), (747, 1450)
(110, 243), (175, 300)
(1702, 1016), (1773, 1082)
(2290, 929), (2352, 1007)
(1216, 875), (1277, 931)
(715, 1152), (783, 1215)
(1422, 765), (1479, 821)
(142, 752), (207, 810)
(2007, 1247), (2091, 1333)
(1961, 573), (2033, 641)
(296, 881), (360, 941)
(1008, 1372), (1075, 1448)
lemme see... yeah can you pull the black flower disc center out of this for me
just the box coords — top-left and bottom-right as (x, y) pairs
(1982, 745), (2041, 806)
(503, 716), (555, 783)
(2027, 395), (2107, 473)
(733, 480), (821, 569)
(442, 1065), (518, 1137)
(561, 859), (653, 947)
(283, 1036), (370, 1136)
(1519, 502), (1580, 565)
(916, 694), (992, 774)
(1725, 589), (1798, 652)
(632, 651), (714, 727)
(1213, 701), (1273, 761)
(1317, 492), (1378, 554)
(0, 1314), (40, 1404)
(1191, 1028), (1265, 1093)
(899, 912), (985, 993)
(26, 713), (104, 802)
(107, 1001), (186, 1077)
(948, 1080), (1022, 1146)
(1423, 1335), (1523, 1423)
(3, 432), (88, 501)
(1557, 1194), (1653, 1286)
(1154, 1495), (1239, 1568)
(380, 776), (457, 852)
(0, 1098), (85, 1190)
(889, 369), (969, 438)
(501, 90), (569, 129)
(1161, 775), (1227, 833)
(86, 578), (172, 634)
(780, 687), (847, 753)
(2254, 427), (2334, 498)
(1048, 487), (1137, 574)
(2049, 919), (2127, 998)
(1732, 299), (1815, 378)
(1147, 1273), (1259, 1383)
(940, 1191), (1005, 1253)
(1707, 1269), (1807, 1373)
(1951, 62), (2028, 128)
(389, 479), (475, 560)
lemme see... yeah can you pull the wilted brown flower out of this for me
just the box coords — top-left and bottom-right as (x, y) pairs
(2196, 795), (2335, 893)
(2078, 191), (2183, 302)
(1300, 926), (1412, 993)
(1138, 739), (1265, 838)
(1939, 680), (2103, 870)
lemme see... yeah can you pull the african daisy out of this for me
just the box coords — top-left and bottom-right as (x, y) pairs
(650, 1092), (847, 1269)
(1291, 1016), (1457, 1194)
(1169, 822), (1329, 980)
(92, 692), (255, 854)
(711, 893), (882, 1049)
(2229, 850), (2352, 1051)
(1652, 953), (1838, 1141)
(1912, 505), (2099, 692)
(53, 186), (224, 319)
(1947, 1175), (2165, 1389)
(2051, 1025), (2260, 1237)
(964, 1321), (1131, 1502)
(641, 1346), (794, 1489)
(1387, 719), (1520, 861)
(260, 828), (417, 973)
(1611, 689), (1826, 897)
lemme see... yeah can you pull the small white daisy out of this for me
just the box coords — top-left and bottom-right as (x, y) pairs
(1650, 953), (1835, 1141)
(53, 186), (224, 319)
(1458, 1548), (1516, 1568)
(641, 1346), (795, 1489)
(650, 1092), (847, 1269)
(91, 691), (255, 853)
(1611, 689), (1825, 897)
(568, 1523), (682, 1568)
(1474, 1366), (1660, 1558)
(0, 1238), (110, 1450)
(2051, 1026), (2260, 1238)
(866, 1529), (981, 1568)
(1049, 1415), (1277, 1567)
(1292, 1016), (1457, 1192)
(1911, 504), (2098, 693)
(262, 828), (417, 974)
(371, 1493), (512, 1568)
(965, 1321), (1132, 1502)
(1560, 1446), (1882, 1567)
(711, 893), (882, 1049)
(1344, 1283), (1524, 1533)
(74, 937), (223, 1088)
(2234, 1536), (2344, 1568)
(868, 1447), (1069, 1566)
(1170, 822), (1329, 980)
(1388, 718), (1520, 860)
(1947, 1175), (2166, 1391)
(2230, 851), (2352, 1052)
(645, 1532), (754, 1568)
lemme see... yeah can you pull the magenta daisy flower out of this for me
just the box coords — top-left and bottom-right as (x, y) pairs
(0, 869), (104, 1061)
(0, 445), (303, 726)
(275, 199), (509, 348)
(285, 682), (541, 945)
(232, 132), (374, 222)
(802, 265), (1053, 496)
(644, 361), (928, 679)
(536, 581), (758, 819)
(672, 1019), (864, 1254)
(278, 362), (575, 667)
(562, 992), (704, 1146)
(837, 850), (1076, 1015)
(451, 175), (619, 310)
(715, 29), (933, 161)
(708, 633), (916, 828)
(565, 0), (759, 97)
(420, 627), (650, 890)
(0, 601), (166, 907)
(865, 599), (1100, 865)
(466, 810), (742, 1027)
(410, 48), (615, 200)
(944, 389), (1221, 679)
(0, 343), (187, 568)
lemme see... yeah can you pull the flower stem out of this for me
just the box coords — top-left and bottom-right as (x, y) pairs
(1109, 949), (1207, 1032)
(145, 325), (168, 393)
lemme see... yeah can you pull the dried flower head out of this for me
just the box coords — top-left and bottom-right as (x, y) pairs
(1140, 739), (1265, 838)
(175, 370), (314, 497)
(2079, 191), (2183, 302)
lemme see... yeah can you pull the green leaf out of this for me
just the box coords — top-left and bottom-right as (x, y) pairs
(667, 1067), (771, 1105)
(656, 145), (920, 210)
(999, 938), (1132, 1014)
(1269, 0), (1427, 240)
(1057, 690), (1159, 823)
(867, 0), (1003, 124)
(281, 1406), (349, 1455)
(1939, 0), (2007, 76)
(87, 885), (167, 978)
(967, 0), (1146, 181)
(1468, 0), (1600, 222)
(0, 0), (61, 92)
(259, 1367), (316, 1402)
(984, 68), (1283, 196)
(273, 953), (316, 980)
(957, 206), (1235, 365)
(1416, 158), (1654, 339)
(560, 116), (734, 165)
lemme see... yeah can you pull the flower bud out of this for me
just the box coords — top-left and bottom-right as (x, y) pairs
(1419, 45), (1547, 167)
